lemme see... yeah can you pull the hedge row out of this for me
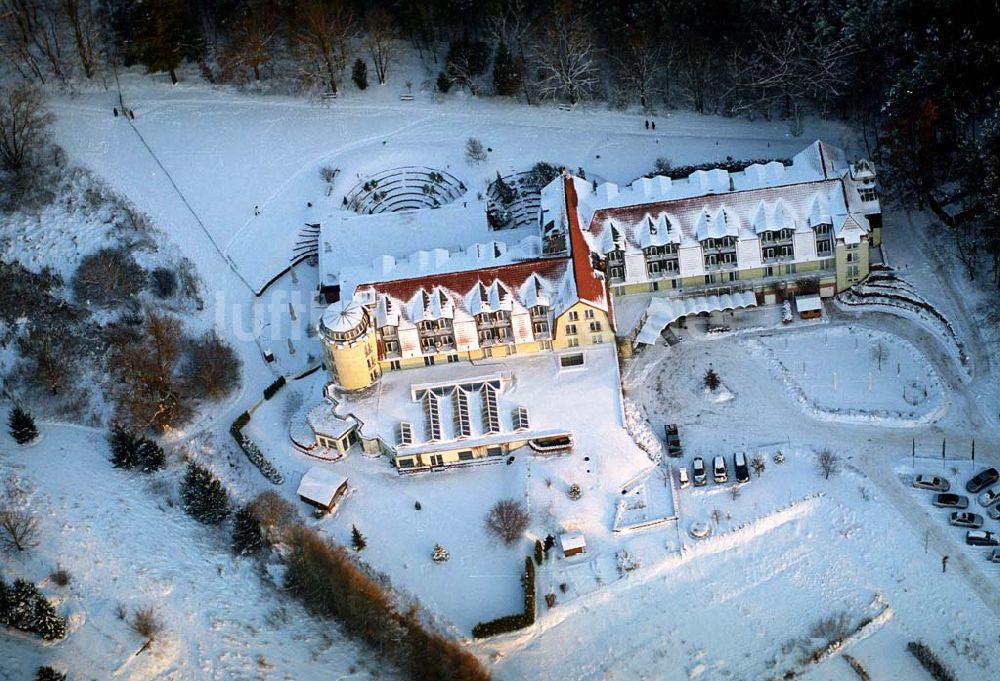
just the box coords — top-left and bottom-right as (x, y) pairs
(472, 557), (535, 638)
(907, 641), (956, 681)
(230, 415), (283, 485)
(263, 376), (286, 400)
(284, 525), (489, 681)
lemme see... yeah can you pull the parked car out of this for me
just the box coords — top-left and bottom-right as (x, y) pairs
(692, 457), (707, 487)
(912, 474), (950, 492)
(713, 456), (728, 484)
(949, 511), (984, 529)
(965, 467), (1000, 494)
(977, 486), (1000, 508)
(733, 452), (750, 483)
(988, 505), (1000, 521)
(678, 466), (690, 489)
(965, 530), (999, 547)
(989, 548), (1000, 564)
(932, 493), (969, 509)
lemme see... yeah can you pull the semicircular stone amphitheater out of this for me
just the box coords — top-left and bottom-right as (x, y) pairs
(343, 166), (467, 214)
(486, 170), (547, 230)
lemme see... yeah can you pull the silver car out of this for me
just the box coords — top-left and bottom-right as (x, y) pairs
(978, 486), (1000, 508)
(912, 474), (950, 492)
(989, 548), (1000, 564)
(949, 511), (984, 529)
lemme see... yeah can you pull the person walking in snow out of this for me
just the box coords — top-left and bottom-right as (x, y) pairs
(644, 119), (649, 130)
(941, 555), (949, 573)
(254, 205), (260, 216)
(651, 120), (656, 130)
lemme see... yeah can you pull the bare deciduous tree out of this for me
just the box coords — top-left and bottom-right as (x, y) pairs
(294, 0), (356, 94)
(0, 0), (68, 83)
(484, 498), (529, 545)
(0, 83), (54, 172)
(816, 448), (841, 480)
(613, 33), (668, 111)
(729, 485), (741, 502)
(465, 137), (486, 164)
(365, 9), (397, 85)
(62, 0), (101, 79)
(0, 475), (39, 552)
(225, 1), (279, 82)
(751, 453), (766, 478)
(181, 332), (241, 400)
(532, 11), (600, 103)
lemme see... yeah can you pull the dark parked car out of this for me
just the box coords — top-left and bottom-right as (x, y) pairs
(965, 530), (999, 547)
(932, 493), (969, 509)
(692, 457), (707, 487)
(733, 452), (750, 483)
(966, 467), (999, 494)
(949, 511), (983, 529)
(912, 474), (950, 492)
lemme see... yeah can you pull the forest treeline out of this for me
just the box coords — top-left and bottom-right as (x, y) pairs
(2, 0), (1000, 283)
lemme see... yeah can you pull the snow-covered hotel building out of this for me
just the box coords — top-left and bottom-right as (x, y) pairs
(307, 141), (880, 468)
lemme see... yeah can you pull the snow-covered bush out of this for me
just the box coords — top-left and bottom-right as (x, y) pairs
(35, 667), (67, 681)
(432, 543), (450, 563)
(130, 605), (163, 643)
(72, 247), (144, 306)
(229, 417), (284, 484)
(181, 463), (230, 525)
(567, 483), (582, 500)
(181, 332), (241, 400)
(616, 550), (641, 575)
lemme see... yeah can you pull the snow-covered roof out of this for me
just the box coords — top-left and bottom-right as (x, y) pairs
(318, 202), (537, 288)
(635, 292), (758, 344)
(321, 300), (366, 334)
(559, 531), (586, 552)
(306, 400), (359, 439)
(296, 467), (348, 505)
(549, 141), (874, 257)
(796, 294), (822, 313)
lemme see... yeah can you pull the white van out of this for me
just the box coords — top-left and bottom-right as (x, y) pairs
(713, 456), (728, 484)
(678, 466), (690, 489)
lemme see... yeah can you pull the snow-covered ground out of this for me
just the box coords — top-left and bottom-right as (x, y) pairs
(5, 68), (1000, 680)
(0, 423), (392, 681)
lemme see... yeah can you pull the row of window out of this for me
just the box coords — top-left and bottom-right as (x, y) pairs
(564, 321), (603, 336)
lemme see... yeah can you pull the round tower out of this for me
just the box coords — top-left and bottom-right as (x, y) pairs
(319, 300), (379, 391)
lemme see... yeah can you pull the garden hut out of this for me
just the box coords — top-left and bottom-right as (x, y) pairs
(297, 467), (349, 512)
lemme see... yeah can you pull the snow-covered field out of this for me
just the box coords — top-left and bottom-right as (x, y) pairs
(0, 424), (391, 681)
(746, 325), (947, 424)
(4, 68), (1000, 681)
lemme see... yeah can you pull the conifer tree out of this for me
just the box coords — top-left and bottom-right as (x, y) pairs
(35, 667), (67, 681)
(8, 406), (39, 444)
(32, 595), (67, 640)
(351, 58), (368, 90)
(232, 505), (264, 556)
(350, 524), (367, 552)
(181, 463), (230, 524)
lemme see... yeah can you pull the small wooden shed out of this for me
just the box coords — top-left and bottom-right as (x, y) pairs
(297, 467), (349, 512)
(559, 532), (587, 558)
(796, 294), (823, 320)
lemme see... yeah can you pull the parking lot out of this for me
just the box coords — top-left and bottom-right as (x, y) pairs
(905, 463), (1000, 566)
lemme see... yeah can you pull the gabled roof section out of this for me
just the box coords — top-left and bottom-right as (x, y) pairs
(563, 175), (608, 311)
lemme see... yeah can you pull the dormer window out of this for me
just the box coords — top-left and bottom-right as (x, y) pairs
(858, 186), (878, 202)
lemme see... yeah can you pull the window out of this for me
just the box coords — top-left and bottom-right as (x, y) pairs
(531, 305), (547, 316)
(390, 360), (401, 370)
(559, 353), (585, 367)
(584, 309), (594, 319)
(847, 264), (860, 277)
(568, 310), (579, 321)
(609, 266), (624, 280)
(397, 422), (413, 446)
(384, 340), (398, 353)
(589, 321), (602, 332)
(650, 281), (659, 292)
(858, 186), (878, 202)
(847, 252), (859, 263)
(458, 450), (474, 462)
(568, 338), (580, 347)
(728, 271), (738, 282)
(647, 261), (662, 275)
(592, 335), (604, 344)
(447, 354), (460, 363)
(816, 239), (832, 256)
(533, 321), (549, 335)
(424, 356), (436, 366)
(704, 274), (716, 285)
(566, 324), (577, 335)
(540, 340), (552, 350)
(398, 458), (415, 468)
(487, 446), (504, 457)
(765, 266), (774, 277)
